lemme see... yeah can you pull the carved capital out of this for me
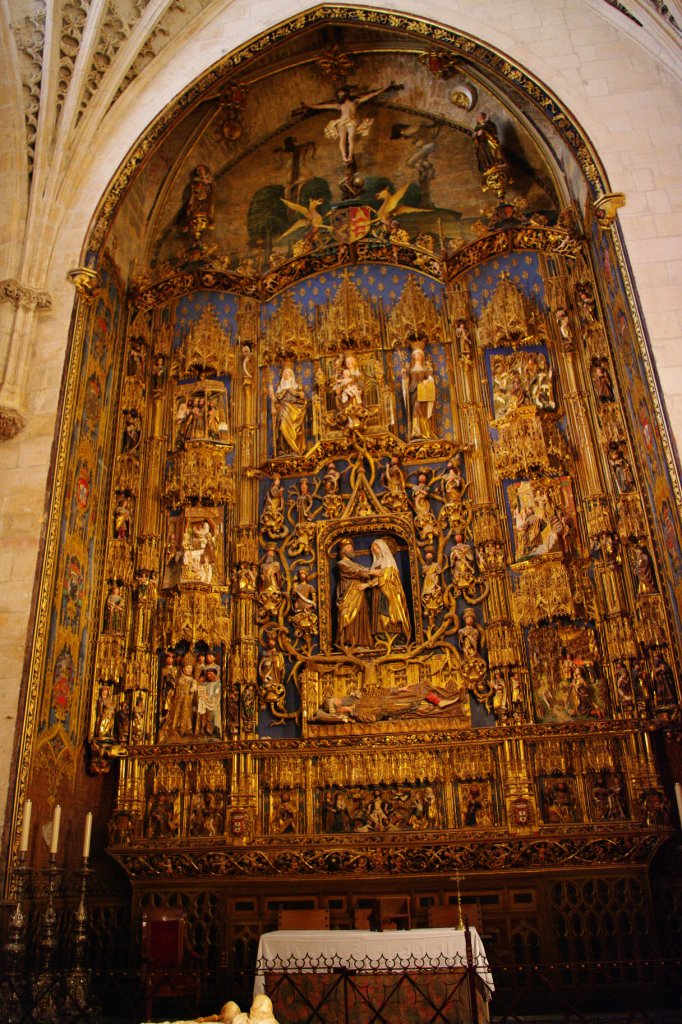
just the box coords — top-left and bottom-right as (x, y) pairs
(67, 267), (100, 302)
(593, 192), (626, 231)
(0, 406), (27, 440)
(0, 278), (52, 311)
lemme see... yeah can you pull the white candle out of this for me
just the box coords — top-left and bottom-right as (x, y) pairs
(19, 799), (32, 853)
(82, 812), (93, 859)
(675, 783), (682, 827)
(50, 804), (61, 855)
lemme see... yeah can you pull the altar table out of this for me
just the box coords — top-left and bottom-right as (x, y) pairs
(255, 927), (493, 1023)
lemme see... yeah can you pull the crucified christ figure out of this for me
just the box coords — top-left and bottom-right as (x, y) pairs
(296, 82), (403, 166)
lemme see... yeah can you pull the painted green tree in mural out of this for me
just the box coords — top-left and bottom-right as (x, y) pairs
(247, 184), (288, 260)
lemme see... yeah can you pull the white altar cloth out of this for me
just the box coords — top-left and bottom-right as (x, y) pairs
(254, 926), (493, 996)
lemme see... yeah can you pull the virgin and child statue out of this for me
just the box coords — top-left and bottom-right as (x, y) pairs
(335, 537), (411, 648)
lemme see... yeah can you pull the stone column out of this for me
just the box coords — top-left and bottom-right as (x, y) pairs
(0, 279), (52, 438)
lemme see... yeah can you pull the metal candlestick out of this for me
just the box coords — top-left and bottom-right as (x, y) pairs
(32, 853), (63, 1024)
(65, 859), (96, 1022)
(1, 851), (32, 1024)
(450, 869), (465, 930)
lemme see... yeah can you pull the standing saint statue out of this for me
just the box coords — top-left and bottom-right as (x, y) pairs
(370, 539), (411, 642)
(335, 538), (380, 648)
(270, 365), (307, 455)
(403, 345), (437, 439)
(185, 164), (215, 243)
(472, 113), (506, 173)
(159, 659), (197, 741)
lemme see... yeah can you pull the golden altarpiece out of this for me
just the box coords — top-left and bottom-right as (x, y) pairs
(8, 8), (682, 983)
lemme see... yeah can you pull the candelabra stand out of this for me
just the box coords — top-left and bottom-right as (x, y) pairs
(450, 870), (465, 930)
(32, 854), (63, 1024)
(1, 851), (32, 1024)
(65, 859), (96, 1023)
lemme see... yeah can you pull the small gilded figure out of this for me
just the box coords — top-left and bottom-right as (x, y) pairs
(290, 568), (318, 639)
(103, 583), (125, 634)
(630, 542), (657, 595)
(382, 456), (408, 512)
(652, 652), (676, 706)
(94, 684), (116, 738)
(472, 112), (507, 172)
(260, 475), (286, 538)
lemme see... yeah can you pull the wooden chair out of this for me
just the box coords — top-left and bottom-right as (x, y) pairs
(427, 901), (483, 932)
(369, 896), (411, 932)
(353, 907), (373, 930)
(140, 906), (201, 1022)
(277, 908), (330, 930)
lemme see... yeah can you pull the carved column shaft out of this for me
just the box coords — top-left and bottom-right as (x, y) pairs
(0, 281), (52, 437)
(138, 438), (164, 537)
(461, 404), (494, 502)
(564, 390), (603, 495)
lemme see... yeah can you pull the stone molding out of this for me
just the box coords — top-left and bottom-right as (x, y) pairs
(0, 278), (52, 311)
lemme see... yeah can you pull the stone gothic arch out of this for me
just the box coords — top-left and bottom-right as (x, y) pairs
(2, 2), (682, 999)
